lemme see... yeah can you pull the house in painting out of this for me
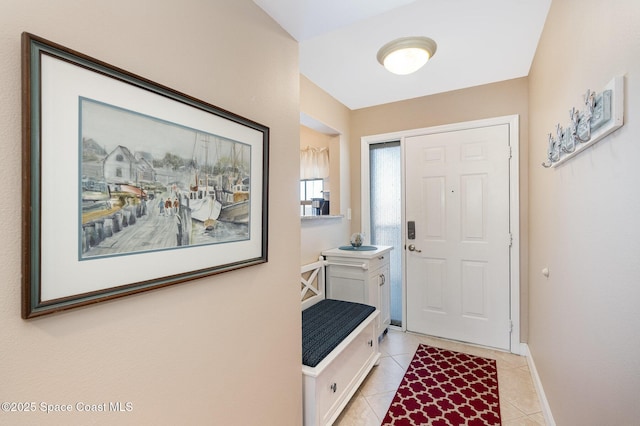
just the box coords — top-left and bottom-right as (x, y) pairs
(81, 137), (107, 179)
(103, 145), (156, 186)
(135, 155), (156, 184)
(103, 145), (138, 184)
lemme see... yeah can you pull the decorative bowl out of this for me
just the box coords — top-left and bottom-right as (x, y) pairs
(350, 232), (364, 248)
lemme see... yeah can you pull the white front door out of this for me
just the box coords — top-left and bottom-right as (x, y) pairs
(405, 124), (512, 350)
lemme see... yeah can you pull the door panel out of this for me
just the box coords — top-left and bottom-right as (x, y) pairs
(461, 174), (487, 241)
(461, 260), (487, 317)
(423, 177), (446, 239)
(423, 258), (446, 312)
(405, 124), (511, 350)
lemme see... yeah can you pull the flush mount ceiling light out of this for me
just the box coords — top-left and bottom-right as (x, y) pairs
(377, 36), (437, 75)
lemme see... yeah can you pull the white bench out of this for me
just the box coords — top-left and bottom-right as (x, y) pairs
(301, 259), (380, 426)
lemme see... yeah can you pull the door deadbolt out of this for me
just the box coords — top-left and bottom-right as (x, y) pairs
(407, 221), (416, 240)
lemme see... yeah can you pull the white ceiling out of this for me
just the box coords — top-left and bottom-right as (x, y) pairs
(253, 0), (551, 110)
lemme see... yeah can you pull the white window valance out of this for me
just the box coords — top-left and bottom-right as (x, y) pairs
(300, 146), (329, 179)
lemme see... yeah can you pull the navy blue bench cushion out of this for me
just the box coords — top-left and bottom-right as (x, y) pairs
(302, 299), (376, 367)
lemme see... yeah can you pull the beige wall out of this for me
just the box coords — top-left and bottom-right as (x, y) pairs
(300, 76), (352, 264)
(528, 0), (640, 424)
(350, 78), (530, 340)
(0, 1), (302, 425)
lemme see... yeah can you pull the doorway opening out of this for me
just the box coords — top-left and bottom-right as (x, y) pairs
(361, 115), (521, 353)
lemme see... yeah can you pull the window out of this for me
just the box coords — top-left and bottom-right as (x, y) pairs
(300, 179), (324, 216)
(370, 141), (402, 326)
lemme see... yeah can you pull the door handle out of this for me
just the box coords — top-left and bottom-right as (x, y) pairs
(407, 244), (422, 253)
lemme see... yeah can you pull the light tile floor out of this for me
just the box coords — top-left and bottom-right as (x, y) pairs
(335, 330), (546, 425)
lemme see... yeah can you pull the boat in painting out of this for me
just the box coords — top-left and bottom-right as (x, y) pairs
(189, 183), (222, 229)
(82, 178), (110, 202)
(187, 135), (222, 229)
(217, 142), (251, 224)
(218, 180), (249, 224)
(81, 178), (111, 214)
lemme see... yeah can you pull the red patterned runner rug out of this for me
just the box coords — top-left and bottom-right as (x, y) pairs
(382, 344), (501, 425)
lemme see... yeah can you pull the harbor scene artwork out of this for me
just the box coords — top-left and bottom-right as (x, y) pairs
(80, 97), (251, 260)
(22, 33), (268, 317)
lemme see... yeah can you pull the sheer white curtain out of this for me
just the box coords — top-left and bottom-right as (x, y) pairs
(300, 146), (329, 179)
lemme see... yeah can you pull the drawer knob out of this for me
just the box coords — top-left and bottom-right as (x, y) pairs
(330, 383), (337, 393)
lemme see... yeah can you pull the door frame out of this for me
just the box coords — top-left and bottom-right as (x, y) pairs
(361, 115), (521, 354)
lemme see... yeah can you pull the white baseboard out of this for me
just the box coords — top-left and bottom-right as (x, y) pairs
(521, 343), (556, 426)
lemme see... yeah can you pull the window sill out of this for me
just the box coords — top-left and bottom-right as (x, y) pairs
(300, 215), (344, 221)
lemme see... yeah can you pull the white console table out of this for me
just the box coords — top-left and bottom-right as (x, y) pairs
(322, 245), (392, 338)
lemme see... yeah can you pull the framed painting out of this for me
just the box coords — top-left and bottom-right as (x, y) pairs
(21, 33), (269, 318)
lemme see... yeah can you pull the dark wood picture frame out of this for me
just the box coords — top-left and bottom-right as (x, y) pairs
(22, 33), (269, 318)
